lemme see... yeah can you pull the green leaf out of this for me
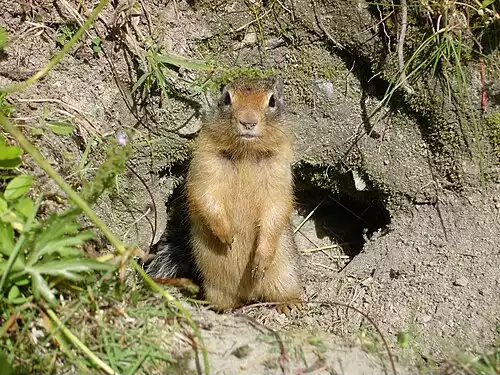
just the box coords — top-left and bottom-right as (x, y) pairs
(31, 271), (57, 306)
(14, 278), (29, 286)
(0, 144), (22, 170)
(0, 27), (6, 51)
(0, 258), (24, 273)
(0, 211), (24, 231)
(0, 222), (15, 256)
(0, 198), (7, 213)
(0, 351), (15, 375)
(0, 144), (22, 159)
(131, 72), (150, 93)
(46, 121), (75, 135)
(92, 36), (102, 53)
(40, 215), (80, 241)
(397, 331), (411, 349)
(482, 0), (495, 8)
(34, 231), (93, 259)
(31, 215), (84, 261)
(10, 296), (28, 304)
(34, 258), (114, 279)
(4, 175), (33, 200)
(7, 285), (19, 300)
(14, 197), (35, 218)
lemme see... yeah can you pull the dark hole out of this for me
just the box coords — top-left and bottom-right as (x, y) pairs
(222, 90), (231, 105)
(294, 186), (391, 258)
(268, 94), (276, 108)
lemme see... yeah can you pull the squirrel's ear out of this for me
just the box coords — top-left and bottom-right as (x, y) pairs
(273, 77), (284, 104)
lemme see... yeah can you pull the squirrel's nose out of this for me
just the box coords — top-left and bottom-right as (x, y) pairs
(239, 119), (258, 129)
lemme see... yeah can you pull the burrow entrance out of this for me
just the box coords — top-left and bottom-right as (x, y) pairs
(293, 186), (391, 261)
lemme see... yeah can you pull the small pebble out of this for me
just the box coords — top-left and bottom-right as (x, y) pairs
(418, 314), (432, 323)
(454, 276), (469, 287)
(314, 80), (334, 98)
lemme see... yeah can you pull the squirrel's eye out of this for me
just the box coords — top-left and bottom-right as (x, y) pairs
(268, 94), (276, 108)
(223, 91), (231, 106)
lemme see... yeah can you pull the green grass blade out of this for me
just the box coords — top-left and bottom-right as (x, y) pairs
(33, 259), (114, 278)
(32, 231), (94, 262)
(131, 72), (150, 93)
(154, 53), (212, 71)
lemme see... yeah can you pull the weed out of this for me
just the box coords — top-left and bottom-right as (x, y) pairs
(376, 0), (498, 105)
(397, 331), (411, 349)
(0, 155), (115, 307)
(0, 95), (14, 118)
(0, 0), (210, 371)
(55, 24), (78, 48)
(0, 277), (192, 374)
(366, 0), (500, 189)
(487, 112), (500, 159)
(77, 135), (132, 208)
(91, 36), (102, 54)
(37, 108), (75, 136)
(132, 42), (212, 103)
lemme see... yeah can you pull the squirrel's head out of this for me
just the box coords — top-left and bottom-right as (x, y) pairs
(203, 76), (290, 157)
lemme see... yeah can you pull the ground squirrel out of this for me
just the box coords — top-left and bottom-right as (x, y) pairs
(186, 76), (302, 315)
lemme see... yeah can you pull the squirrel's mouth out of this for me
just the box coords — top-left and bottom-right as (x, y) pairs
(239, 134), (257, 140)
(238, 131), (259, 140)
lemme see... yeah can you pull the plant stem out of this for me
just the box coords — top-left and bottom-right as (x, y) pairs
(45, 307), (115, 375)
(0, 0), (110, 94)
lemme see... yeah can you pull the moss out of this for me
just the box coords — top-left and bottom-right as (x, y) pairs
(487, 113), (500, 160)
(197, 66), (279, 94)
(133, 135), (191, 174)
(278, 43), (345, 106)
(294, 160), (342, 194)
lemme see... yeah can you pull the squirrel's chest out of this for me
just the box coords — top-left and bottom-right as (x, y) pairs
(221, 162), (272, 212)
(232, 160), (272, 190)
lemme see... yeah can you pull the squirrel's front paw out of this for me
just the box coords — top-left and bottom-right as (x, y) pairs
(251, 245), (274, 279)
(211, 219), (233, 245)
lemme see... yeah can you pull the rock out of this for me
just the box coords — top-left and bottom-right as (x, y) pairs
(453, 276), (469, 287)
(417, 314), (432, 324)
(314, 79), (334, 98)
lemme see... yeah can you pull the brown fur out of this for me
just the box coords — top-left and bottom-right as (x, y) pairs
(186, 77), (302, 314)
